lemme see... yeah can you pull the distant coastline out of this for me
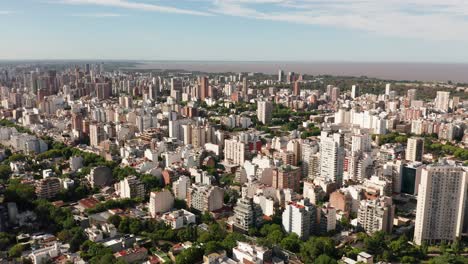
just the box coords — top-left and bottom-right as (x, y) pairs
(133, 61), (468, 83)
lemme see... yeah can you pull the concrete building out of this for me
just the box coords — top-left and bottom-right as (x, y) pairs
(149, 190), (175, 217)
(257, 100), (272, 125)
(434, 91), (450, 112)
(117, 175), (145, 199)
(162, 209), (196, 229)
(36, 177), (61, 199)
(232, 241), (272, 264)
(272, 165), (301, 192)
(88, 166), (113, 188)
(357, 197), (395, 235)
(414, 161), (467, 245)
(282, 199), (317, 239)
(232, 195), (263, 232)
(405, 137), (424, 162)
(187, 184), (224, 212)
(224, 137), (246, 165)
(173, 175), (191, 200)
(319, 131), (345, 186)
(89, 122), (105, 148)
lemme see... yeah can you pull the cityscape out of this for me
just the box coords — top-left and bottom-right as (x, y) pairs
(1, 1), (468, 264)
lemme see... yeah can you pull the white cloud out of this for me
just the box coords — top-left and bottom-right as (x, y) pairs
(0, 10), (15, 15)
(56, 0), (213, 16)
(210, 0), (468, 41)
(71, 12), (125, 17)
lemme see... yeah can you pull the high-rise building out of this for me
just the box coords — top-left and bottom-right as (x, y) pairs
(187, 185), (224, 212)
(401, 162), (424, 195)
(242, 77), (248, 98)
(257, 100), (272, 125)
(406, 137), (424, 162)
(385, 83), (391, 95)
(89, 122), (105, 148)
(351, 85), (360, 99)
(357, 196), (395, 235)
(117, 175), (145, 199)
(319, 131), (345, 186)
(434, 91), (450, 112)
(282, 199), (317, 239)
(173, 175), (191, 200)
(293, 81), (301, 96)
(96, 83), (111, 100)
(278, 69), (284, 82)
(301, 141), (320, 180)
(414, 161), (467, 245)
(224, 137), (246, 165)
(272, 165), (301, 192)
(331, 87), (340, 102)
(149, 190), (174, 217)
(199, 76), (209, 100)
(232, 195), (263, 232)
(36, 177), (61, 199)
(407, 89), (417, 102)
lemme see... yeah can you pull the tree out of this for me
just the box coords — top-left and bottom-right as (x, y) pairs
(0, 165), (12, 181)
(175, 247), (204, 264)
(429, 253), (467, 264)
(363, 231), (387, 256)
(300, 237), (337, 263)
(0, 232), (13, 250)
(107, 214), (122, 227)
(129, 219), (142, 234)
(451, 239), (462, 255)
(221, 232), (246, 252)
(205, 241), (223, 254)
(8, 243), (25, 258)
(280, 233), (301, 253)
(401, 256), (417, 264)
(314, 254), (337, 264)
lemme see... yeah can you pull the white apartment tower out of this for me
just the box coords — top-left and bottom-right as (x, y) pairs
(319, 131), (345, 186)
(257, 100), (273, 125)
(149, 190), (175, 217)
(414, 161), (467, 245)
(406, 137), (424, 162)
(224, 137), (246, 165)
(173, 175), (191, 200)
(434, 91), (450, 112)
(357, 196), (395, 235)
(118, 175), (145, 199)
(282, 199), (317, 239)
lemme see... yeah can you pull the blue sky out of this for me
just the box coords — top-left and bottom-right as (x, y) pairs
(1, 0), (468, 62)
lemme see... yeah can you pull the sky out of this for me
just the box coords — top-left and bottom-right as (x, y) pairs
(1, 0), (468, 62)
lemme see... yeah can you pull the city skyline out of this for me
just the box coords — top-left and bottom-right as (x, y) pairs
(1, 0), (468, 62)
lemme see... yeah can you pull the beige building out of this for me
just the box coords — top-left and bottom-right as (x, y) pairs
(414, 161), (467, 245)
(405, 137), (424, 162)
(36, 177), (61, 199)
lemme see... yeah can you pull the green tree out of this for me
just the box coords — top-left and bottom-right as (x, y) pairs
(107, 214), (122, 227)
(0, 232), (13, 250)
(280, 233), (301, 253)
(175, 247), (204, 264)
(451, 239), (462, 255)
(314, 254), (337, 264)
(300, 237), (337, 263)
(205, 241), (223, 254)
(0, 164), (12, 181)
(8, 243), (25, 258)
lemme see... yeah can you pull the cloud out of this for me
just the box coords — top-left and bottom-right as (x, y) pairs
(0, 10), (15, 15)
(56, 0), (213, 16)
(71, 12), (125, 17)
(210, 0), (468, 41)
